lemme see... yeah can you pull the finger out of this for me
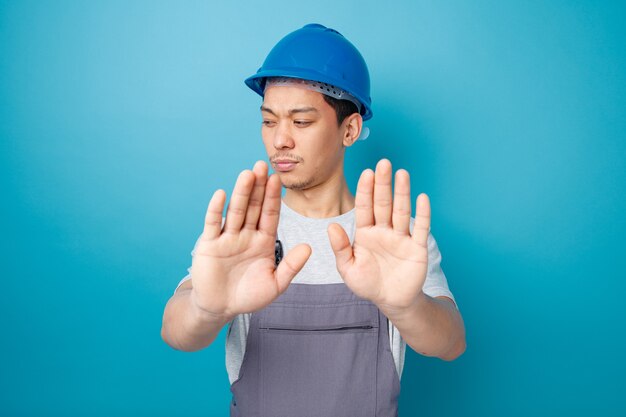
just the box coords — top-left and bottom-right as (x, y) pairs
(373, 159), (393, 227)
(223, 170), (255, 234)
(327, 223), (354, 276)
(355, 169), (374, 228)
(274, 243), (312, 293)
(201, 189), (226, 240)
(258, 173), (282, 236)
(411, 193), (431, 247)
(243, 160), (269, 230)
(392, 169), (411, 235)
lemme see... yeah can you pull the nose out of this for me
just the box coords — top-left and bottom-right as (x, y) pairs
(273, 121), (294, 150)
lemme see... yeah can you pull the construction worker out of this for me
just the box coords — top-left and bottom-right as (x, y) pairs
(162, 23), (466, 416)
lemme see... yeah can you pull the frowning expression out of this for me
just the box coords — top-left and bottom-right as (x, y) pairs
(261, 85), (348, 190)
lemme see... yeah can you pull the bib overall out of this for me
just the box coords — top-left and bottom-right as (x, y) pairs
(229, 241), (401, 417)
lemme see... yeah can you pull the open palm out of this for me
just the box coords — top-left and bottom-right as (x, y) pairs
(191, 161), (311, 319)
(328, 159), (431, 312)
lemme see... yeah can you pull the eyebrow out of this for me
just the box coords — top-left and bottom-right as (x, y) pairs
(260, 105), (319, 116)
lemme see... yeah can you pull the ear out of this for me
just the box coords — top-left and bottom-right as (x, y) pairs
(342, 113), (363, 147)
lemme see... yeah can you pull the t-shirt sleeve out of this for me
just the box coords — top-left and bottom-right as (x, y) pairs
(409, 216), (457, 309)
(174, 217), (226, 294)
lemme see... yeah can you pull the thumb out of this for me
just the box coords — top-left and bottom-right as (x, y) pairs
(327, 223), (354, 275)
(274, 243), (312, 293)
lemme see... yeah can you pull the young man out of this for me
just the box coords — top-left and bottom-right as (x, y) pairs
(161, 23), (466, 416)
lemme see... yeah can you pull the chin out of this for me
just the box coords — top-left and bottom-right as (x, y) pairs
(280, 176), (315, 190)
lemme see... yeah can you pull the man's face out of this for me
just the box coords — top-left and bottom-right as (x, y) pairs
(261, 85), (347, 190)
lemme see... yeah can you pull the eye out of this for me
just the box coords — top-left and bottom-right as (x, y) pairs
(294, 120), (312, 127)
(262, 120), (276, 127)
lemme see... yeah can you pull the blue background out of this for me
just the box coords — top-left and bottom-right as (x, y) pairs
(1, 1), (625, 416)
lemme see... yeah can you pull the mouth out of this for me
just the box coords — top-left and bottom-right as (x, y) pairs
(273, 161), (299, 172)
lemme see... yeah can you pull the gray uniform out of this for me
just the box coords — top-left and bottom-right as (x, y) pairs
(175, 200), (457, 413)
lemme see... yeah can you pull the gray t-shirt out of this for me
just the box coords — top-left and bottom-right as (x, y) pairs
(176, 200), (456, 384)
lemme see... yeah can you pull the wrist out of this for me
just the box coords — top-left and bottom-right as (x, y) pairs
(377, 291), (430, 321)
(189, 288), (234, 326)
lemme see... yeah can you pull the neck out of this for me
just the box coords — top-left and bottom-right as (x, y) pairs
(282, 172), (355, 219)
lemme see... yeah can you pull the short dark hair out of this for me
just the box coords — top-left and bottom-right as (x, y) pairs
(322, 94), (359, 125)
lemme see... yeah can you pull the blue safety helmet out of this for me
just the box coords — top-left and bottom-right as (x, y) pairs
(245, 23), (373, 121)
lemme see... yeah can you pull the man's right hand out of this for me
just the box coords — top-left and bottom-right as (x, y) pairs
(189, 160), (312, 322)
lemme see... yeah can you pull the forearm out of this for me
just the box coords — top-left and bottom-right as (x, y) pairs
(161, 288), (233, 352)
(379, 292), (466, 361)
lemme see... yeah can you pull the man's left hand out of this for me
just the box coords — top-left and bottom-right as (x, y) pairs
(328, 158), (430, 314)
